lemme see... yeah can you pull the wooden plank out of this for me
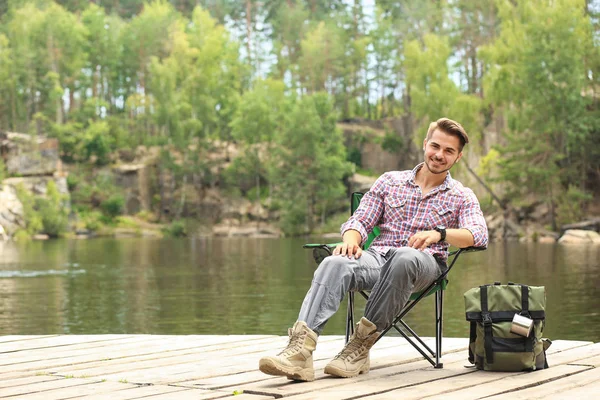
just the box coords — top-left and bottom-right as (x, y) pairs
(237, 345), (474, 399)
(0, 336), (58, 344)
(544, 342), (600, 366)
(0, 375), (62, 389)
(567, 354), (600, 367)
(403, 343), (600, 400)
(172, 337), (468, 389)
(0, 336), (279, 380)
(101, 337), (467, 387)
(544, 378), (600, 399)
(0, 336), (594, 400)
(0, 336), (167, 367)
(484, 368), (600, 400)
(239, 339), (593, 400)
(4, 380), (138, 400)
(0, 335), (270, 371)
(0, 335), (129, 354)
(114, 388), (257, 400)
(48, 385), (194, 400)
(370, 365), (590, 400)
(0, 377), (105, 397)
(40, 336), (347, 383)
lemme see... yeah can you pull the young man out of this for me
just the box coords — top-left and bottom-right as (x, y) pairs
(259, 117), (488, 381)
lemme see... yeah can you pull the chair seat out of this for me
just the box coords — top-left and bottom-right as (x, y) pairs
(409, 279), (447, 301)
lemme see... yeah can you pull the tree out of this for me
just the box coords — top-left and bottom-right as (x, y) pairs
(404, 34), (482, 141)
(230, 78), (286, 205)
(273, 93), (351, 235)
(480, 0), (594, 228)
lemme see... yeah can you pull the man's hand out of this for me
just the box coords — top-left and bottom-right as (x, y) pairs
(408, 230), (442, 251)
(333, 229), (363, 258)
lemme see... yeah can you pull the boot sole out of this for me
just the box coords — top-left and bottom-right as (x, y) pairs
(323, 364), (369, 378)
(259, 358), (315, 382)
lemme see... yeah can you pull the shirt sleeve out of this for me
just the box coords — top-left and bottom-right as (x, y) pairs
(458, 189), (489, 248)
(340, 174), (387, 245)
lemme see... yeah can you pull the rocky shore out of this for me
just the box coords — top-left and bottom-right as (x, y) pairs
(0, 131), (598, 245)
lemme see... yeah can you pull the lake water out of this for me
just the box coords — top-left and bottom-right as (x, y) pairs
(0, 238), (598, 343)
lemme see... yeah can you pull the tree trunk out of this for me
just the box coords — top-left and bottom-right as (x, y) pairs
(463, 161), (506, 210)
(246, 0), (252, 70)
(47, 34), (63, 124)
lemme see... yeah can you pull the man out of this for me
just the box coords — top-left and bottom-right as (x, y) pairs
(259, 117), (488, 381)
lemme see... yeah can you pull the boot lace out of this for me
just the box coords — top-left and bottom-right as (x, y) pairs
(334, 335), (365, 361)
(278, 329), (305, 357)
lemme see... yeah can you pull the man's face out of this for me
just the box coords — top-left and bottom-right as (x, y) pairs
(422, 129), (463, 175)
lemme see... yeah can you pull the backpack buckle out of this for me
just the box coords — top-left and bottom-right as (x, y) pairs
(481, 312), (492, 325)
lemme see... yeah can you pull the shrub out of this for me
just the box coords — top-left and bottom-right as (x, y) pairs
(36, 181), (69, 237)
(163, 220), (187, 237)
(101, 195), (124, 219)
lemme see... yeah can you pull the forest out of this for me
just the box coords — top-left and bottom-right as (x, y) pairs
(0, 0), (598, 237)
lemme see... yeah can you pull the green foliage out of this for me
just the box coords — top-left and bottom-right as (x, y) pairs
(48, 120), (84, 162)
(273, 92), (351, 236)
(100, 194), (124, 219)
(555, 186), (593, 227)
(404, 34), (483, 141)
(381, 131), (404, 153)
(16, 180), (70, 238)
(0, 0), (597, 235)
(0, 158), (6, 182)
(70, 170), (123, 214)
(79, 210), (104, 232)
(480, 0), (594, 224)
(15, 184), (43, 235)
(162, 220), (187, 237)
(346, 147), (362, 168)
(83, 121), (114, 166)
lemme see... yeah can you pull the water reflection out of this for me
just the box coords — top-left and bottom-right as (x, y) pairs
(0, 238), (598, 342)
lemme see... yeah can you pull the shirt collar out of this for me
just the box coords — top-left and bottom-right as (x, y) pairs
(409, 162), (455, 191)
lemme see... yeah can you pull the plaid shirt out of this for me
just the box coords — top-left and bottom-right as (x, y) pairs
(341, 163), (488, 263)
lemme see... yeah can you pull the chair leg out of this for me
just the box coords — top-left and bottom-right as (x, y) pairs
(435, 290), (444, 368)
(346, 291), (355, 343)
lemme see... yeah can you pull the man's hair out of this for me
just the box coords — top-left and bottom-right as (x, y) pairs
(426, 118), (469, 151)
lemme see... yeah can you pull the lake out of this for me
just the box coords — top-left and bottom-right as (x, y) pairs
(0, 238), (598, 343)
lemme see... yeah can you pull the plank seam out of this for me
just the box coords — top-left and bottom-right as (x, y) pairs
(476, 366), (595, 399)
(344, 370), (477, 400)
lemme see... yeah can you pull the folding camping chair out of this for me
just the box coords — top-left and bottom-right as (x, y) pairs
(304, 191), (485, 368)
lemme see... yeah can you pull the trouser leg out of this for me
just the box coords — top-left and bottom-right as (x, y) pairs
(298, 249), (385, 334)
(363, 248), (442, 331)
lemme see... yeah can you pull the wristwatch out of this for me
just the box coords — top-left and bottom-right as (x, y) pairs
(434, 225), (446, 242)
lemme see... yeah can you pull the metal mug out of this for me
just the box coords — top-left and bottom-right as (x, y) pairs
(510, 314), (534, 337)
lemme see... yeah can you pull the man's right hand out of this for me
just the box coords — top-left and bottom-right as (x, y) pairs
(333, 230), (363, 258)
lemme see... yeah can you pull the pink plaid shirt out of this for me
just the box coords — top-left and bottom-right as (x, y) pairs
(341, 163), (488, 263)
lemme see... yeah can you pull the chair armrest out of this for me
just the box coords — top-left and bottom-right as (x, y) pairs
(303, 243), (340, 265)
(449, 246), (486, 256)
(303, 243), (340, 250)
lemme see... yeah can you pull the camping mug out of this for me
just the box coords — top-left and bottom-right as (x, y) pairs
(510, 314), (534, 337)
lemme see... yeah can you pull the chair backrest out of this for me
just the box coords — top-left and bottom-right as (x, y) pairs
(351, 192), (380, 250)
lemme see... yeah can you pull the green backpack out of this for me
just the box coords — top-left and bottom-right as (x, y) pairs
(464, 282), (551, 371)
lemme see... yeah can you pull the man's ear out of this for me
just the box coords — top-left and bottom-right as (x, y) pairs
(456, 151), (463, 163)
(422, 138), (427, 150)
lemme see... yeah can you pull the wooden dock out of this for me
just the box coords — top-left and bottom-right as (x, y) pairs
(0, 334), (598, 399)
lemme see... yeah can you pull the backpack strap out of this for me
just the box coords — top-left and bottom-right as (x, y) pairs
(468, 321), (476, 364)
(521, 285), (530, 317)
(520, 284), (534, 352)
(480, 285), (494, 364)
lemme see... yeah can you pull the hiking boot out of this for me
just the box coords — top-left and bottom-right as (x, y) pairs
(258, 321), (317, 382)
(324, 317), (380, 378)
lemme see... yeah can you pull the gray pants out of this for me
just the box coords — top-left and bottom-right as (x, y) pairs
(298, 247), (444, 334)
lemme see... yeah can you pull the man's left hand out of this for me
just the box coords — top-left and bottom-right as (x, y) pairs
(408, 230), (442, 251)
